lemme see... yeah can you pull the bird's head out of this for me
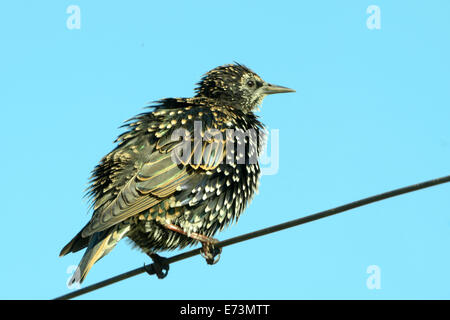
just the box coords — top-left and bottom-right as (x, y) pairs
(195, 63), (295, 112)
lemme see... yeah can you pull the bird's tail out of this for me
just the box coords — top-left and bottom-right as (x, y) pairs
(59, 226), (90, 257)
(68, 225), (130, 285)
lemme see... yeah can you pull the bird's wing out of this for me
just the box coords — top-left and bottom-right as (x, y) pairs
(81, 132), (226, 238)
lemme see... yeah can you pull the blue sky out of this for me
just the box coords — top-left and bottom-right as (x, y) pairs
(0, 1), (449, 299)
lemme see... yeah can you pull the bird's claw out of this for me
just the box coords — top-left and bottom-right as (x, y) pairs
(145, 253), (170, 279)
(200, 240), (222, 265)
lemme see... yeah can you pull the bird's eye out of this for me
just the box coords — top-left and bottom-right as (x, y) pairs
(246, 80), (255, 88)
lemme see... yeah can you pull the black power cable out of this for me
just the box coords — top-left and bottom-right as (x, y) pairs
(55, 174), (450, 300)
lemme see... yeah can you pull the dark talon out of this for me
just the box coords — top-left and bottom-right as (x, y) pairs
(145, 253), (170, 279)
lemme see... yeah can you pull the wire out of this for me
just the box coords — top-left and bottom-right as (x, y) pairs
(54, 174), (450, 300)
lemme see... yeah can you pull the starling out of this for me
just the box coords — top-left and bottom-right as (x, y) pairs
(60, 63), (295, 284)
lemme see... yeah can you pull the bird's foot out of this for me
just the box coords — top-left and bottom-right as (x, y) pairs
(161, 222), (222, 265)
(144, 253), (170, 279)
(200, 238), (222, 265)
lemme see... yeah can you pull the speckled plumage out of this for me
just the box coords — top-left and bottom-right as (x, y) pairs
(60, 63), (294, 283)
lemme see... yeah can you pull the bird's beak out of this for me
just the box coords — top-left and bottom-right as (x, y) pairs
(263, 83), (296, 95)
